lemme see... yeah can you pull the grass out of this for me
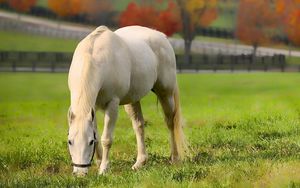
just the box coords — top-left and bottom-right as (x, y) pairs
(287, 56), (300, 65)
(211, 11), (236, 29)
(0, 72), (300, 187)
(0, 30), (78, 52)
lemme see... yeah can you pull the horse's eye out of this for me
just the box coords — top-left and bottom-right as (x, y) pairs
(88, 140), (94, 146)
(68, 140), (73, 146)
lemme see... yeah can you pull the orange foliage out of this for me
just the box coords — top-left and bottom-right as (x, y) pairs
(157, 2), (182, 36)
(184, 0), (217, 30)
(120, 0), (217, 37)
(198, 8), (218, 27)
(81, 0), (112, 15)
(119, 2), (181, 36)
(119, 3), (157, 27)
(48, 0), (81, 17)
(236, 0), (277, 47)
(276, 0), (300, 45)
(8, 0), (37, 12)
(48, 0), (113, 19)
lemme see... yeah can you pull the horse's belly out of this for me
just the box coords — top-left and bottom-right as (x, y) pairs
(120, 84), (153, 105)
(120, 63), (157, 105)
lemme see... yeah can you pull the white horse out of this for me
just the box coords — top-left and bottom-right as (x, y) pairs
(67, 25), (186, 176)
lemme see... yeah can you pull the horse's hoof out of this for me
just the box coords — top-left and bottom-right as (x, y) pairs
(131, 156), (147, 170)
(170, 155), (180, 164)
(98, 165), (109, 175)
(98, 168), (108, 175)
(131, 163), (143, 170)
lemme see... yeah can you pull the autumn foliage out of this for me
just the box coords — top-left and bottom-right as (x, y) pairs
(48, 0), (113, 18)
(7, 0), (37, 13)
(48, 0), (81, 17)
(182, 0), (218, 30)
(276, 0), (300, 45)
(236, 0), (277, 50)
(119, 2), (181, 36)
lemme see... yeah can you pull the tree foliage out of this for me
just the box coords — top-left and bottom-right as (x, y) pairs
(8, 0), (37, 13)
(48, 0), (81, 17)
(120, 0), (217, 63)
(119, 1), (181, 36)
(276, 0), (300, 45)
(176, 0), (218, 63)
(48, 0), (112, 17)
(183, 0), (217, 29)
(236, 0), (277, 53)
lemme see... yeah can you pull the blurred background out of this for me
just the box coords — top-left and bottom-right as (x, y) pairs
(0, 0), (299, 72)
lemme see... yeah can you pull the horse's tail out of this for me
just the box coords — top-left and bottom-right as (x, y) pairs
(173, 83), (188, 160)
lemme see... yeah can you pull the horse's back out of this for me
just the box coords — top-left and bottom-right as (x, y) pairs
(115, 26), (177, 95)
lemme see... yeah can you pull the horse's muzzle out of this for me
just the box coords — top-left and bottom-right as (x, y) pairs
(73, 166), (88, 176)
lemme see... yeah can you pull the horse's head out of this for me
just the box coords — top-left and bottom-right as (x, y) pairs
(67, 107), (98, 176)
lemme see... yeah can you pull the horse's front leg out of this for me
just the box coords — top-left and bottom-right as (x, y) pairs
(99, 98), (119, 175)
(124, 102), (148, 170)
(93, 116), (102, 167)
(95, 141), (102, 167)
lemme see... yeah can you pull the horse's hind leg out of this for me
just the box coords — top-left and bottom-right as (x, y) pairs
(124, 101), (148, 170)
(155, 90), (180, 163)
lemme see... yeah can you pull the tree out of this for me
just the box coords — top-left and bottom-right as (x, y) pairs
(119, 2), (158, 28)
(8, 0), (37, 13)
(276, 0), (300, 46)
(120, 0), (217, 63)
(236, 0), (277, 57)
(157, 2), (182, 36)
(176, 0), (218, 64)
(119, 2), (181, 37)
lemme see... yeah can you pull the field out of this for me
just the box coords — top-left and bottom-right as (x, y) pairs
(0, 73), (300, 187)
(0, 31), (78, 52)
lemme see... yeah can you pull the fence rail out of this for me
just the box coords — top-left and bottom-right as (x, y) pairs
(0, 51), (298, 73)
(176, 53), (288, 72)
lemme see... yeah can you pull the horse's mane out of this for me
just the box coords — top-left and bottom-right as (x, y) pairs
(70, 26), (110, 116)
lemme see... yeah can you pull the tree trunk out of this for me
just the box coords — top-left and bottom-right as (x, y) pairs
(184, 39), (192, 64)
(252, 43), (258, 63)
(177, 1), (194, 64)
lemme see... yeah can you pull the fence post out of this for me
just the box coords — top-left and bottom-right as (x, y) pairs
(263, 57), (268, 72)
(230, 55), (237, 72)
(52, 53), (57, 72)
(32, 61), (36, 72)
(280, 55), (285, 72)
(248, 55), (252, 72)
(12, 61), (16, 72)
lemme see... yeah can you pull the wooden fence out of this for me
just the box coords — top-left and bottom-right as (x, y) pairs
(0, 51), (296, 73)
(0, 51), (72, 72)
(176, 53), (288, 72)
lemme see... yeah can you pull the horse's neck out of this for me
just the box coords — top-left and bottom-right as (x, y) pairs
(70, 60), (101, 115)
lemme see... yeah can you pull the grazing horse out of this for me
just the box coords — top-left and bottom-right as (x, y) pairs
(67, 25), (186, 176)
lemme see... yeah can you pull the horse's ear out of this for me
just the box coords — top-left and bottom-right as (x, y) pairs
(68, 107), (75, 124)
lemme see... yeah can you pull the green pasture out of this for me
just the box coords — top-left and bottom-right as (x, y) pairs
(0, 73), (300, 187)
(0, 30), (78, 52)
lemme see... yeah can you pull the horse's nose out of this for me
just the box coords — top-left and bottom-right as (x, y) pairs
(74, 171), (87, 177)
(73, 167), (88, 176)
